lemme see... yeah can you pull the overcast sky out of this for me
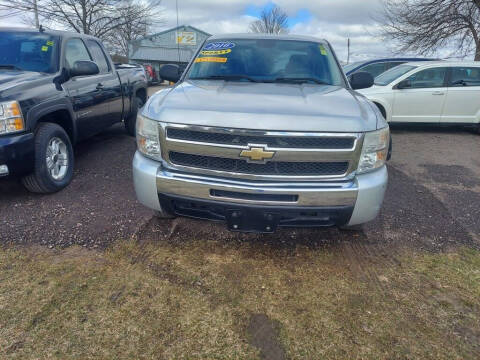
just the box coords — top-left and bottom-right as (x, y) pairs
(0, 0), (430, 62)
(159, 0), (397, 62)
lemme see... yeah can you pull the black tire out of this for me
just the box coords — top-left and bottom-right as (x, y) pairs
(21, 123), (74, 194)
(125, 96), (144, 137)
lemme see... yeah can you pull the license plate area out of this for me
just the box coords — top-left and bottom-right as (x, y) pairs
(226, 209), (279, 233)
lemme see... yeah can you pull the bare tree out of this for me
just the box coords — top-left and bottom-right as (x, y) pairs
(249, 5), (289, 35)
(105, 0), (165, 57)
(379, 0), (480, 60)
(0, 0), (164, 56)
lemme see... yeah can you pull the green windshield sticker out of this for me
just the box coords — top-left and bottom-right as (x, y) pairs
(319, 45), (327, 56)
(41, 46), (49, 52)
(46, 41), (54, 46)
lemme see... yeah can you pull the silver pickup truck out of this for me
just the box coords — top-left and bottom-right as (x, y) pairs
(133, 34), (389, 233)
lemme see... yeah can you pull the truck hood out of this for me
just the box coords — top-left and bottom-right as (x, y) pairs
(0, 70), (49, 93)
(145, 80), (379, 132)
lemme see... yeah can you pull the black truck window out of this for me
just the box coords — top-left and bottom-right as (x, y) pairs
(85, 39), (110, 74)
(65, 39), (92, 69)
(0, 31), (59, 73)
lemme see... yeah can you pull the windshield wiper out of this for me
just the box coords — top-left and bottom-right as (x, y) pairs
(0, 64), (23, 71)
(189, 74), (259, 82)
(273, 77), (329, 85)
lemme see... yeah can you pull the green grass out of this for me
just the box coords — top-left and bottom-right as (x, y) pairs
(0, 240), (479, 359)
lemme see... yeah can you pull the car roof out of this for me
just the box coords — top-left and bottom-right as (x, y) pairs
(403, 61), (480, 68)
(352, 58), (437, 66)
(0, 26), (100, 40)
(207, 33), (327, 43)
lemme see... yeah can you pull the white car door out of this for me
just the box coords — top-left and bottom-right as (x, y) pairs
(442, 66), (480, 124)
(391, 67), (448, 123)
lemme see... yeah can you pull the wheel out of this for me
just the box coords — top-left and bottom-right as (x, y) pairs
(22, 123), (74, 193)
(125, 96), (144, 136)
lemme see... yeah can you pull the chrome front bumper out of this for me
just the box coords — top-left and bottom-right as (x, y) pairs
(133, 151), (388, 226)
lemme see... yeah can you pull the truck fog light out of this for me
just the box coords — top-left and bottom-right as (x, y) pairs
(136, 114), (161, 160)
(0, 164), (9, 176)
(357, 127), (389, 174)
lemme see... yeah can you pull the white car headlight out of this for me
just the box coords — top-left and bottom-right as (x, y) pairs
(136, 114), (161, 160)
(0, 101), (25, 135)
(357, 126), (390, 174)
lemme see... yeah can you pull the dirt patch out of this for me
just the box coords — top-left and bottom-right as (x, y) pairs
(248, 314), (286, 360)
(443, 189), (480, 236)
(421, 164), (480, 188)
(0, 125), (152, 248)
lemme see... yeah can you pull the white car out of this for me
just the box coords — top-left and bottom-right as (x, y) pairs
(358, 61), (480, 128)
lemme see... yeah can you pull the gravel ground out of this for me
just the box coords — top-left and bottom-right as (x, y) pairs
(1, 120), (480, 251)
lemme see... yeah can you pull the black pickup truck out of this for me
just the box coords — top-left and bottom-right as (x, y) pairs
(0, 28), (147, 193)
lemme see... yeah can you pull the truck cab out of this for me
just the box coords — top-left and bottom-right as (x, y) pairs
(0, 28), (147, 193)
(133, 34), (388, 232)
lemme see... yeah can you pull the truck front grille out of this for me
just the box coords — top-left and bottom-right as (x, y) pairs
(161, 124), (363, 181)
(167, 128), (355, 149)
(169, 152), (349, 176)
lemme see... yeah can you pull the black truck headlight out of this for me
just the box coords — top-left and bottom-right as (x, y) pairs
(0, 101), (24, 135)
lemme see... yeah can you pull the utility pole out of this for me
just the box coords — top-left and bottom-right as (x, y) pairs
(33, 0), (39, 28)
(347, 38), (350, 64)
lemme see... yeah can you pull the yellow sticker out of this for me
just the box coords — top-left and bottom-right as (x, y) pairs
(319, 45), (327, 56)
(201, 49), (231, 56)
(46, 41), (54, 46)
(41, 46), (49, 52)
(194, 57), (228, 63)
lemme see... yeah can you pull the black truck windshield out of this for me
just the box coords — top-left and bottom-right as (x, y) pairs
(187, 39), (344, 86)
(0, 32), (59, 73)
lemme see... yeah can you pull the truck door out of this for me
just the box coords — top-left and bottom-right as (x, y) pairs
(84, 39), (124, 126)
(63, 38), (108, 140)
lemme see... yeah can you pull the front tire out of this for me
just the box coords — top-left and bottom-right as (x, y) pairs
(125, 96), (144, 137)
(22, 123), (74, 193)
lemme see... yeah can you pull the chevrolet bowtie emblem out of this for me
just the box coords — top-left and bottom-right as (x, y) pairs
(240, 146), (275, 162)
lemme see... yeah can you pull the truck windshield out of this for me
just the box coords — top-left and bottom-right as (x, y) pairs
(187, 39), (344, 86)
(374, 64), (417, 86)
(0, 32), (59, 73)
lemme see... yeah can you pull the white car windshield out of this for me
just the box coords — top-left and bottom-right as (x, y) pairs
(187, 39), (344, 86)
(374, 64), (417, 86)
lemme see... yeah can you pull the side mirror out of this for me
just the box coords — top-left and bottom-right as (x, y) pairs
(349, 71), (374, 90)
(396, 79), (412, 89)
(160, 64), (180, 83)
(70, 61), (99, 77)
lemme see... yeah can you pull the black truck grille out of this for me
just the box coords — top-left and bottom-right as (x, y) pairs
(167, 128), (355, 149)
(169, 152), (349, 176)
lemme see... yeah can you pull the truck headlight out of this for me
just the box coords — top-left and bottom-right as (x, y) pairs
(0, 101), (24, 135)
(136, 114), (161, 160)
(357, 126), (390, 174)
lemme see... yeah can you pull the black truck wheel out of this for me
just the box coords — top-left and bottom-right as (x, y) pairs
(125, 96), (144, 137)
(22, 123), (74, 193)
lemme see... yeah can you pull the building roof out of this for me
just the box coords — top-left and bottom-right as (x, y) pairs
(131, 25), (211, 44)
(130, 46), (196, 63)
